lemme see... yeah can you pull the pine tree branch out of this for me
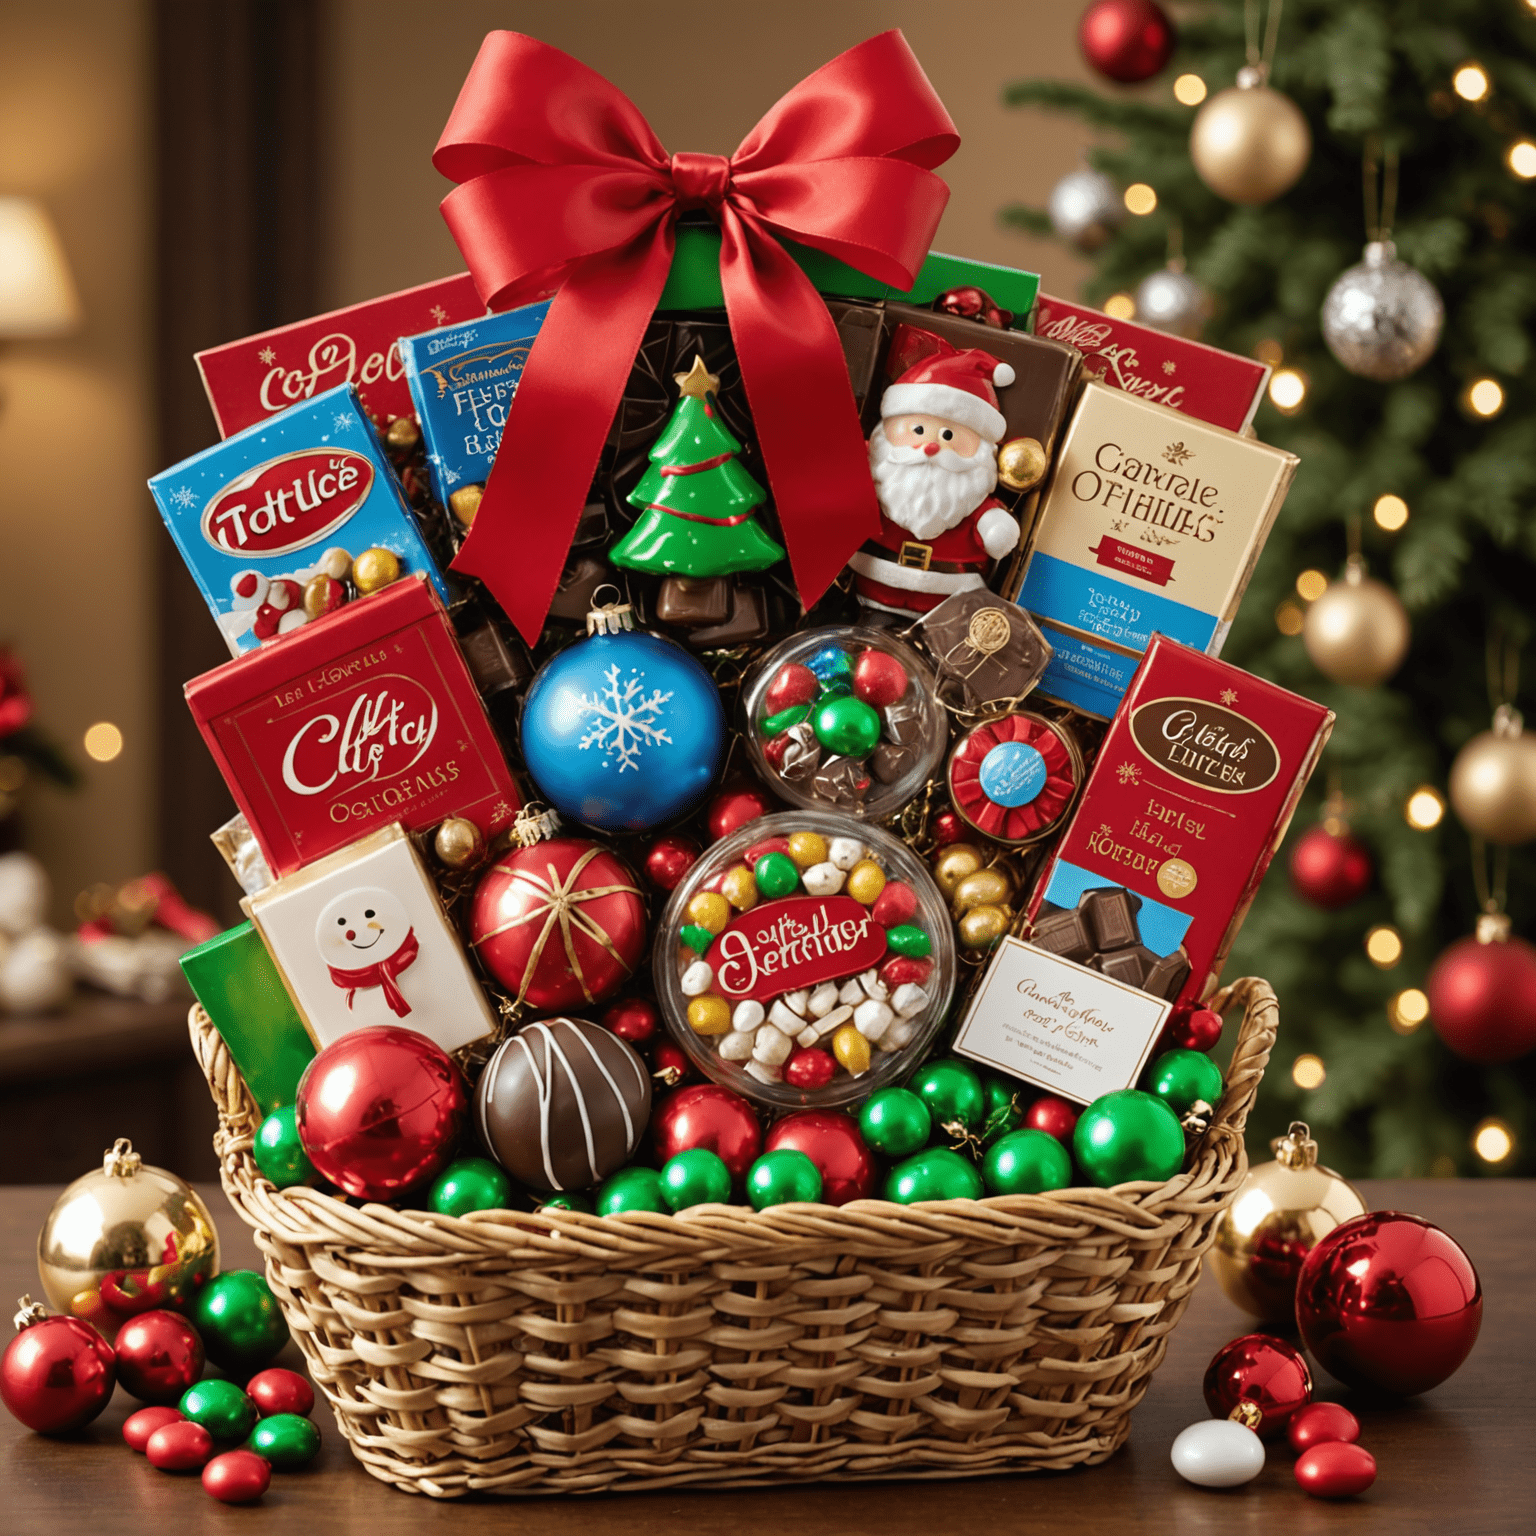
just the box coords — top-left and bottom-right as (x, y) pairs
(1000, 79), (1184, 136)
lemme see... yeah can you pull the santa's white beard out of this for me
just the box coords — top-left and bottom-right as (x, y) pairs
(868, 428), (998, 541)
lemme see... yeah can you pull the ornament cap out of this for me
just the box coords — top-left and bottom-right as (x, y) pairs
(1476, 910), (1512, 944)
(103, 1138), (142, 1178)
(509, 803), (562, 849)
(1272, 1120), (1319, 1170)
(1363, 239), (1397, 266)
(1235, 64), (1265, 89)
(1228, 1400), (1265, 1431)
(13, 1295), (47, 1332)
(1181, 1099), (1214, 1136)
(1342, 553), (1369, 585)
(586, 586), (636, 635)
(1492, 702), (1525, 740)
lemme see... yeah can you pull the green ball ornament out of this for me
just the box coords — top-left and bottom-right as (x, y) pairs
(254, 1104), (318, 1189)
(596, 1166), (666, 1215)
(858, 1087), (931, 1157)
(194, 1270), (290, 1373)
(660, 1148), (733, 1211)
(884, 924), (931, 958)
(982, 1079), (1027, 1145)
(247, 1411), (321, 1469)
(754, 851), (801, 899)
(911, 1058), (986, 1137)
(812, 695), (882, 757)
(884, 1147), (984, 1204)
(428, 1156), (512, 1216)
(180, 1378), (256, 1442)
(983, 1129), (1073, 1196)
(761, 703), (812, 736)
(1146, 1048), (1223, 1116)
(540, 1191), (594, 1213)
(1074, 1090), (1186, 1187)
(747, 1149), (823, 1209)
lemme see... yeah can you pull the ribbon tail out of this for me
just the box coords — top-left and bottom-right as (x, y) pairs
(451, 222), (677, 645)
(381, 975), (413, 1018)
(717, 208), (882, 611)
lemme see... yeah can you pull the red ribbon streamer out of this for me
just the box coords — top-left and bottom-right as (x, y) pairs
(433, 30), (958, 643)
(328, 926), (420, 1018)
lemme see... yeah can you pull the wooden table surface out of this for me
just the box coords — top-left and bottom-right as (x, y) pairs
(3, 1179), (1529, 1533)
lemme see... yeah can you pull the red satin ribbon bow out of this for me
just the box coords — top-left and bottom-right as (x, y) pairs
(328, 926), (420, 1018)
(433, 30), (959, 643)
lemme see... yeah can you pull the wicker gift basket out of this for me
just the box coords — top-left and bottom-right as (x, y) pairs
(190, 975), (1276, 1499)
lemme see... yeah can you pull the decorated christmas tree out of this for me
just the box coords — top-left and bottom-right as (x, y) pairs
(611, 355), (785, 576)
(1005, 0), (1536, 1176)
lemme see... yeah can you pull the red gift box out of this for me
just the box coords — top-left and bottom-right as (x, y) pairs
(1032, 295), (1270, 434)
(196, 274), (484, 437)
(185, 575), (519, 876)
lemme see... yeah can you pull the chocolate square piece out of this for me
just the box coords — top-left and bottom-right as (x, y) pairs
(870, 741), (918, 784)
(687, 580), (770, 648)
(882, 688), (927, 748)
(1094, 944), (1158, 989)
(919, 589), (1053, 710)
(657, 575), (731, 628)
(1142, 947), (1191, 1001)
(1029, 906), (1095, 964)
(1081, 886), (1143, 953)
(547, 555), (612, 622)
(812, 756), (871, 808)
(458, 620), (532, 699)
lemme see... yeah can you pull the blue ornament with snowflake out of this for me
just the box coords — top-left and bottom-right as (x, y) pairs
(520, 598), (726, 832)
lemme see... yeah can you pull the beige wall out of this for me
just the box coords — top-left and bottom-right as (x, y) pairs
(0, 0), (152, 924)
(328, 0), (1094, 308)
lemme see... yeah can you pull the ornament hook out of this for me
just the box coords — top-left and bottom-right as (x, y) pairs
(102, 1139), (142, 1178)
(13, 1295), (47, 1332)
(586, 586), (636, 635)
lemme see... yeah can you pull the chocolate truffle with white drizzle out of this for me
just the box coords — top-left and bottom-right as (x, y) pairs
(475, 1017), (651, 1191)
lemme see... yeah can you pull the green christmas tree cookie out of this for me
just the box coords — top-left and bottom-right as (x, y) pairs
(610, 356), (785, 577)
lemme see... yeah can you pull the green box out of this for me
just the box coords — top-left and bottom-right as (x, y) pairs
(181, 922), (316, 1116)
(657, 226), (1041, 325)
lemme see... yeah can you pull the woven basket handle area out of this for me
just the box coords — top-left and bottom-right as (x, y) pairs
(1198, 975), (1279, 1154)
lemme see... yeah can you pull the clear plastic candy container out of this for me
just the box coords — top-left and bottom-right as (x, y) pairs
(655, 811), (957, 1111)
(742, 626), (948, 822)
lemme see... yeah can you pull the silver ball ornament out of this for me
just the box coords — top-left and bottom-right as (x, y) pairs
(1190, 67), (1311, 205)
(1449, 706), (1536, 846)
(1047, 169), (1124, 252)
(1321, 241), (1444, 382)
(1301, 557), (1410, 687)
(1133, 267), (1212, 339)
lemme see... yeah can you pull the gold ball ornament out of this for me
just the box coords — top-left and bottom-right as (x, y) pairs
(996, 437), (1048, 493)
(1301, 556), (1410, 687)
(1190, 67), (1311, 206)
(434, 816), (486, 870)
(932, 843), (986, 900)
(1449, 706), (1536, 845)
(952, 866), (1013, 917)
(1210, 1121), (1366, 1326)
(351, 546), (401, 594)
(448, 485), (483, 527)
(958, 903), (1011, 951)
(383, 415), (420, 452)
(37, 1139), (220, 1340)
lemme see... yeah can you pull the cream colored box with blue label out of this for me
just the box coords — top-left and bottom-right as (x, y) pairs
(1011, 381), (1298, 719)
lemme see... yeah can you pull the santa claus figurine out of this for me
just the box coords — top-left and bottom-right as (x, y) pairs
(849, 346), (1020, 614)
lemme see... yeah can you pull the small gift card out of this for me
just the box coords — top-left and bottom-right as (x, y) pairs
(951, 935), (1170, 1106)
(245, 823), (496, 1054)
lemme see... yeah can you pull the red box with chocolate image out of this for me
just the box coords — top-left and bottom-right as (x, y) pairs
(184, 575), (520, 876)
(1025, 635), (1333, 1011)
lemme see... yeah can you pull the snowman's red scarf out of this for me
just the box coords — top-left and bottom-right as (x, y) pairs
(328, 927), (419, 1017)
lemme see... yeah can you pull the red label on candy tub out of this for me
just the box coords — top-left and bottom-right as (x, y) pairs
(200, 449), (376, 557)
(706, 896), (886, 1002)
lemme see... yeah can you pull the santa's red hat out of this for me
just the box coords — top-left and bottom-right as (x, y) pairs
(880, 345), (1015, 443)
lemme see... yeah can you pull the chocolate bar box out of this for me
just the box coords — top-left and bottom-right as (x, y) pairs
(1025, 635), (1332, 1012)
(1011, 380), (1298, 719)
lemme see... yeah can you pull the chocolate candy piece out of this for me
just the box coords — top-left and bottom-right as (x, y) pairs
(919, 588), (1054, 710)
(1081, 886), (1142, 953)
(1143, 947), (1191, 1001)
(871, 741), (920, 784)
(458, 620), (533, 700)
(780, 723), (822, 783)
(1093, 944), (1158, 989)
(476, 1018), (651, 1192)
(686, 580), (770, 648)
(547, 555), (612, 622)
(656, 574), (731, 628)
(882, 689), (928, 748)
(812, 756), (871, 809)
(1030, 905), (1095, 964)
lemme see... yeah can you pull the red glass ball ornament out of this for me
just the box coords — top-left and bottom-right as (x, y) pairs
(644, 833), (699, 892)
(1079, 0), (1176, 83)
(765, 1112), (877, 1205)
(852, 649), (910, 708)
(146, 1417), (214, 1471)
(0, 1310), (116, 1434)
(1025, 1095), (1080, 1142)
(247, 1367), (314, 1419)
(930, 809), (967, 848)
(707, 782), (774, 843)
(1164, 1006), (1223, 1052)
(1296, 1210), (1482, 1396)
(1287, 1400), (1360, 1453)
(784, 1048), (836, 1090)
(124, 1405), (183, 1452)
(1426, 932), (1536, 1064)
(115, 1308), (205, 1404)
(765, 663), (818, 715)
(297, 1025), (467, 1200)
(652, 1084), (762, 1179)
(1295, 1441), (1377, 1500)
(203, 1448), (272, 1504)
(650, 1040), (695, 1087)
(602, 997), (659, 1046)
(1202, 1333), (1312, 1439)
(1289, 823), (1373, 909)
(471, 837), (646, 1011)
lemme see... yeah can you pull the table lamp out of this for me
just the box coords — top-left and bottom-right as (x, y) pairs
(0, 196), (80, 338)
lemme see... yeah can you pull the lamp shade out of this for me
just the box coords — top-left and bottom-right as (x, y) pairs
(0, 197), (81, 336)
